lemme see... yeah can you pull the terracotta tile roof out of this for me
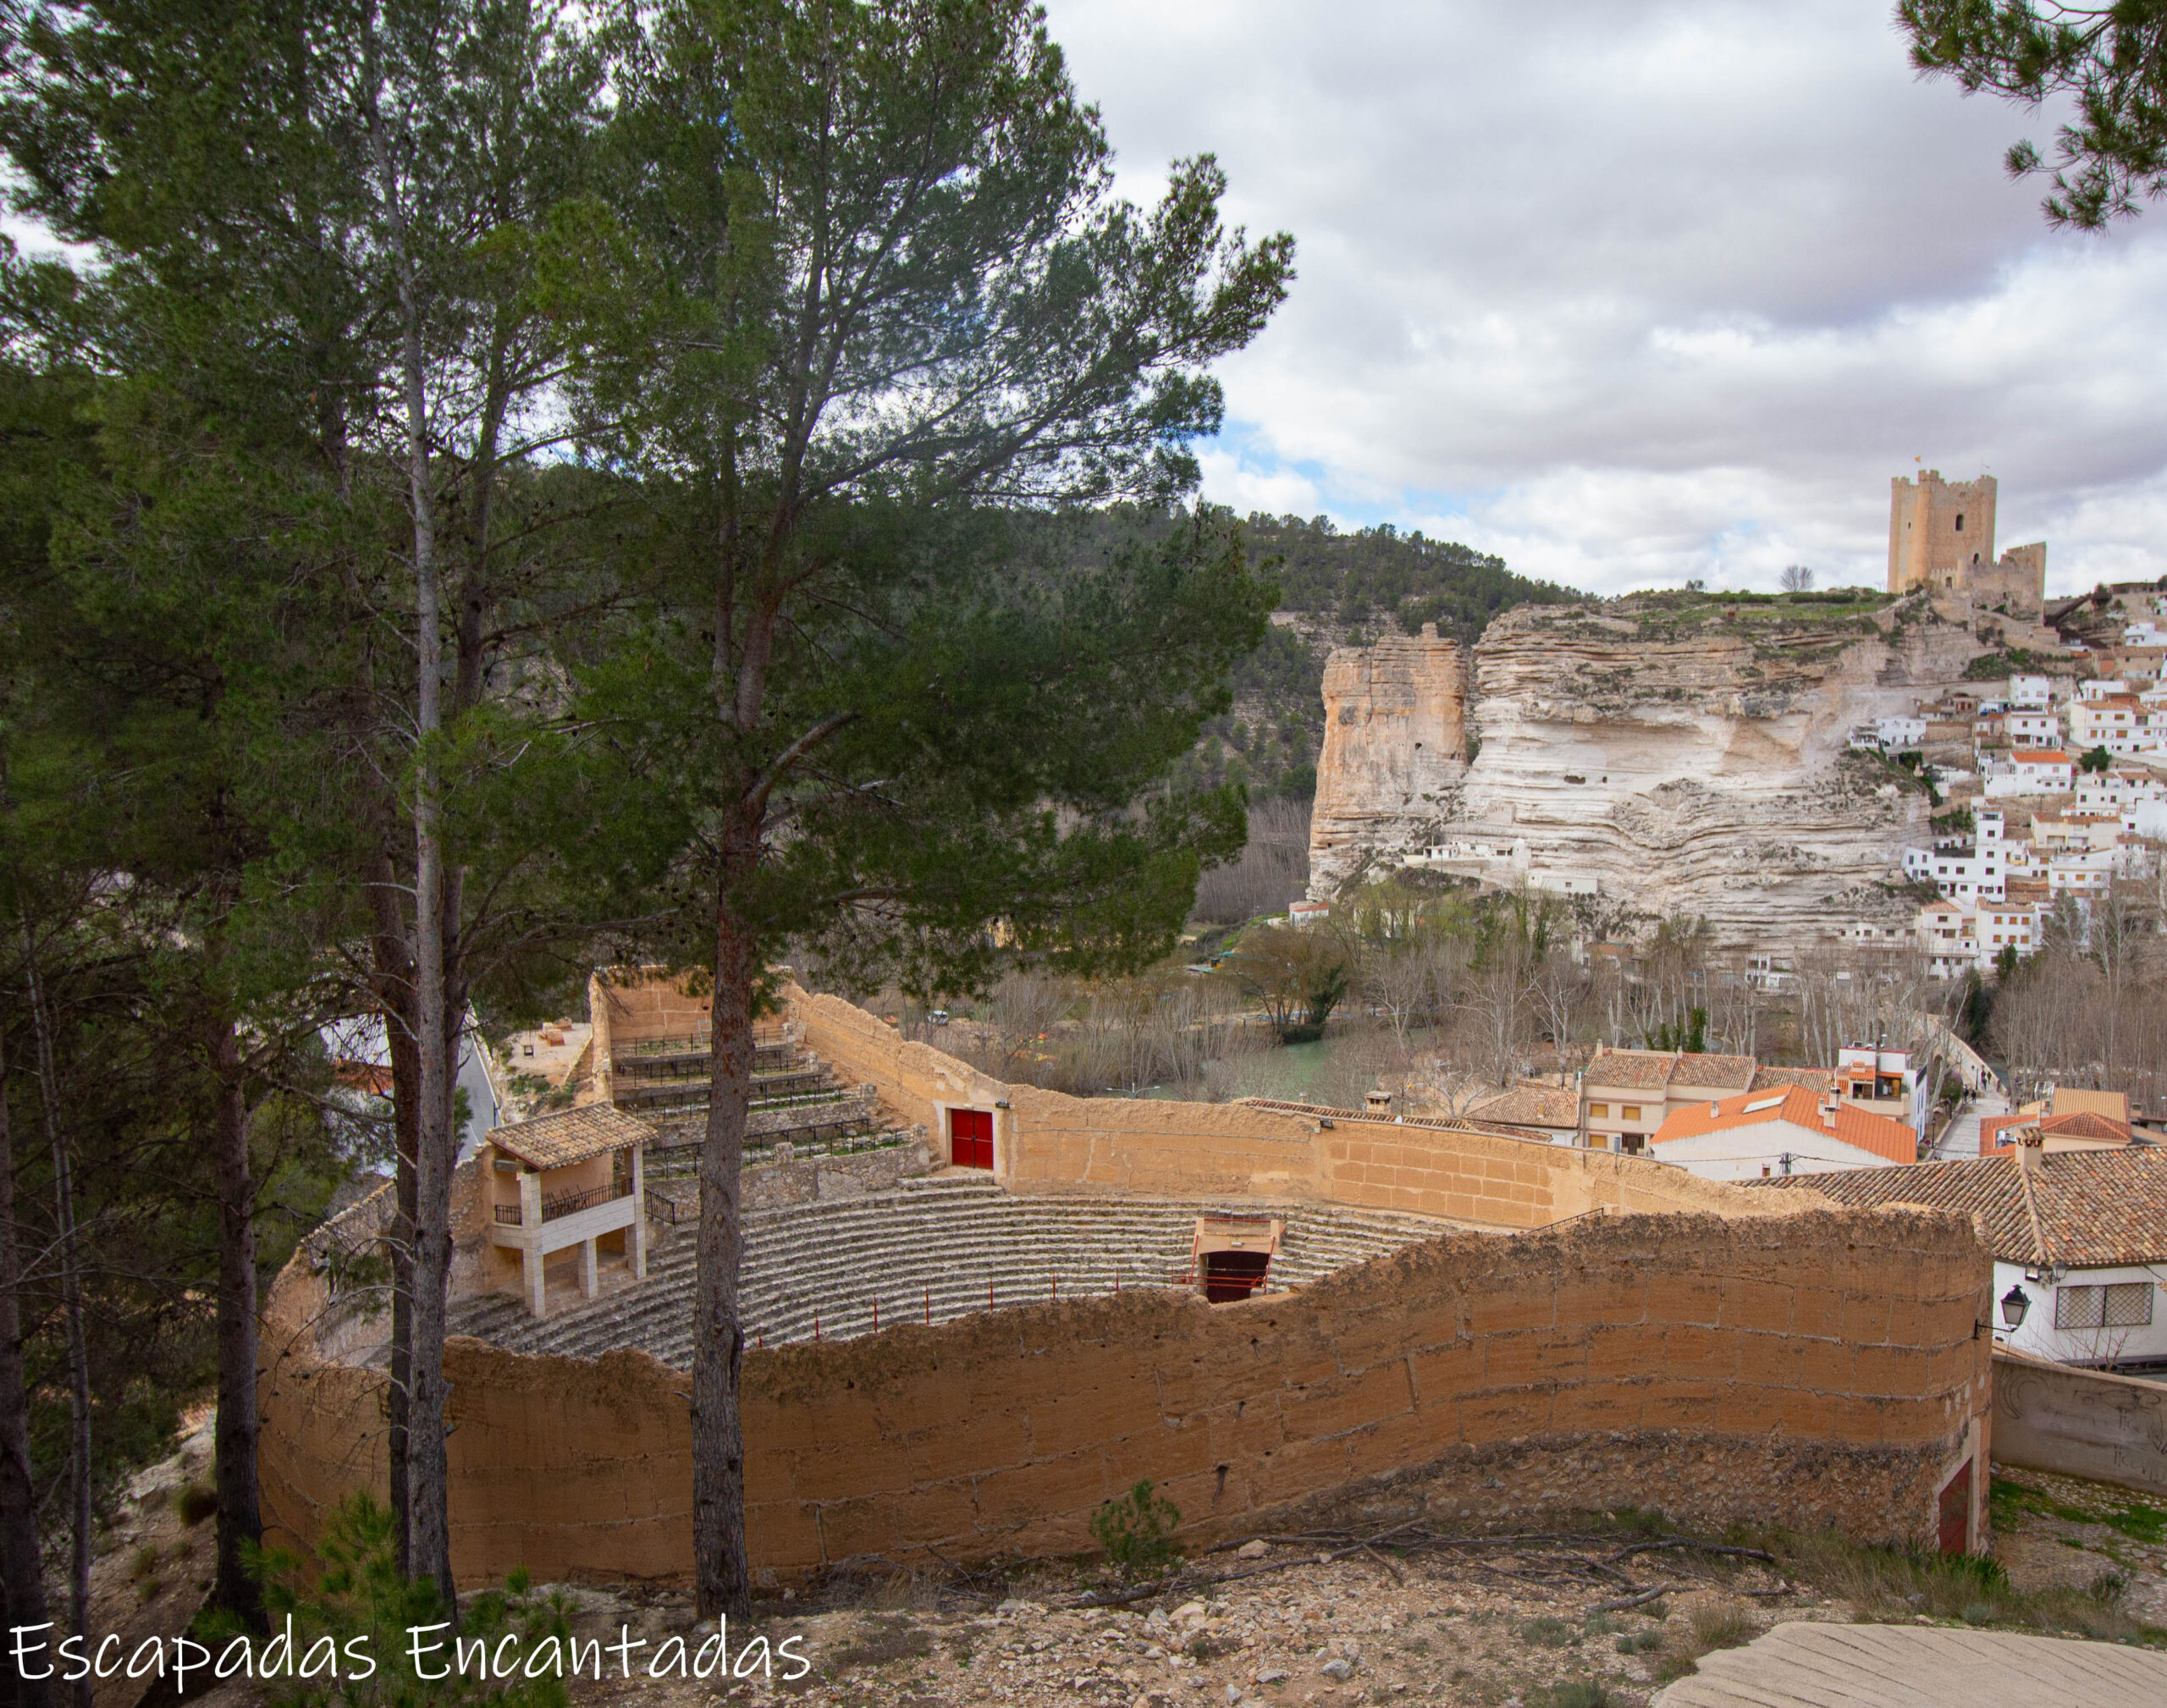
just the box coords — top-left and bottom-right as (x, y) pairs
(1467, 1083), (1582, 1130)
(1755, 1147), (2167, 1266)
(2013, 750), (2071, 764)
(1668, 1053), (1758, 1092)
(1584, 1050), (1679, 1090)
(1980, 1110), (2135, 1153)
(1749, 1066), (1834, 1095)
(1651, 1087), (1918, 1167)
(487, 1105), (654, 1171)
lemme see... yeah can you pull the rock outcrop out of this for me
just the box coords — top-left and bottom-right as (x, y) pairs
(1310, 595), (1992, 949)
(1309, 623), (1467, 889)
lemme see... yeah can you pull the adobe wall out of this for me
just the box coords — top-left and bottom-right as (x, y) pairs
(259, 1199), (1993, 1590)
(791, 985), (1016, 1138)
(1991, 1347), (2167, 1497)
(792, 987), (1795, 1231)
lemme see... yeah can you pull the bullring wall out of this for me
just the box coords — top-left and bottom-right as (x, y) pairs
(259, 1201), (1993, 1590)
(791, 988), (1790, 1231)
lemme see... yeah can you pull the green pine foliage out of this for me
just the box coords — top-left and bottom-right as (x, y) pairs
(1089, 1479), (1183, 1584)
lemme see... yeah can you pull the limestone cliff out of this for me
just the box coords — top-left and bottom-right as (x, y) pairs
(1309, 624), (1468, 886)
(1310, 595), (1991, 949)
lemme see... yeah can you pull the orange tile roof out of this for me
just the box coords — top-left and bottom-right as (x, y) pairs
(1651, 1086), (1918, 1166)
(2013, 750), (2071, 764)
(1981, 1110), (2134, 1154)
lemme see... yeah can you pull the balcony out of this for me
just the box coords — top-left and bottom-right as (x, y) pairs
(493, 1183), (630, 1227)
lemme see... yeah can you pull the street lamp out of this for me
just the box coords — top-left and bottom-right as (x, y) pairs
(2000, 1284), (2032, 1329)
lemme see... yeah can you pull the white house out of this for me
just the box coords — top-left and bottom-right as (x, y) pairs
(1873, 714), (1927, 751)
(1901, 808), (2004, 900)
(2076, 677), (2131, 702)
(2006, 708), (2060, 748)
(2008, 674), (2054, 710)
(1761, 1145), (2167, 1375)
(1646, 1085), (1918, 1182)
(1914, 895), (2044, 976)
(2070, 694), (2149, 757)
(1985, 749), (2075, 797)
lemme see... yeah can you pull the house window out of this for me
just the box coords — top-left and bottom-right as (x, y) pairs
(2055, 1282), (2153, 1331)
(1588, 1103), (1609, 1119)
(1621, 1105), (1642, 1121)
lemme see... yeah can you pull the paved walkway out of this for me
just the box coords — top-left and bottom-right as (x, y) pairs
(1656, 1620), (2167, 1707)
(1932, 1090), (2009, 1161)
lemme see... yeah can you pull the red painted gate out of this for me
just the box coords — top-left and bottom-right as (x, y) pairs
(950, 1107), (994, 1170)
(1937, 1457), (1972, 1554)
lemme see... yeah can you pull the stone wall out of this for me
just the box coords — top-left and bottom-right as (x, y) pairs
(1990, 1347), (2167, 1497)
(1309, 625), (1468, 895)
(738, 1134), (933, 1211)
(258, 1203), (1993, 1589)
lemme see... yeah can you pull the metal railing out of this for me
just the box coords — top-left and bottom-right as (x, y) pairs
(492, 1184), (631, 1227)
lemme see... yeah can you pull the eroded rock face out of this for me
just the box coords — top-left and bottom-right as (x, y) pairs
(1310, 598), (1990, 949)
(1308, 625), (1467, 891)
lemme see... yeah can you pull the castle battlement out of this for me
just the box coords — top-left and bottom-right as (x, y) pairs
(1889, 468), (2045, 616)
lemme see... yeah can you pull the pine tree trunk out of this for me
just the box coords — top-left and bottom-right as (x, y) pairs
(368, 882), (418, 1579)
(206, 1014), (263, 1627)
(692, 867), (757, 1620)
(371, 54), (457, 1601)
(0, 1028), (52, 1708)
(24, 957), (89, 1708)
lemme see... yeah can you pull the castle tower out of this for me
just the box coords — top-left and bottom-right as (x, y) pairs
(1889, 470), (1997, 594)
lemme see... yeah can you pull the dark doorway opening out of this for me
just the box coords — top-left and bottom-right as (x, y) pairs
(1202, 1249), (1270, 1303)
(1937, 1457), (1972, 1554)
(949, 1107), (994, 1170)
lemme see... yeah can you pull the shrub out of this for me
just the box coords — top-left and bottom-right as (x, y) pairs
(224, 1492), (573, 1707)
(1520, 1615), (1579, 1648)
(1535, 1684), (1613, 1708)
(1089, 1479), (1183, 1583)
(177, 1483), (218, 1528)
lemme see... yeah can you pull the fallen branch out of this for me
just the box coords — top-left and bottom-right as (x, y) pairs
(1589, 1585), (1672, 1613)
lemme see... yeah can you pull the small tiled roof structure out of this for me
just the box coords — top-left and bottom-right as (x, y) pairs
(1749, 1066), (1835, 1095)
(1652, 1086), (1918, 1167)
(1466, 1083), (1581, 1131)
(1756, 1147), (2167, 1267)
(487, 1105), (654, 1171)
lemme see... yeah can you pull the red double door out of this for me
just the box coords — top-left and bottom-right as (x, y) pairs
(950, 1107), (994, 1170)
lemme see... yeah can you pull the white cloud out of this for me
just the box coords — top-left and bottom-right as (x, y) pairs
(1045, 0), (2167, 597)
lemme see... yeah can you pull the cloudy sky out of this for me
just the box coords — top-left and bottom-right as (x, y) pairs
(1042, 0), (2167, 598)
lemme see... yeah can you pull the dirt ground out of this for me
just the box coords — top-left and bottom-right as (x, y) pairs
(68, 1444), (2167, 1708)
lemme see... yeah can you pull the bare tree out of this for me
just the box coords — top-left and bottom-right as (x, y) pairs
(1779, 564), (1815, 593)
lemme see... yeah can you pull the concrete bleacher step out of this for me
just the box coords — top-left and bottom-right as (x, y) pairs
(449, 1182), (1460, 1363)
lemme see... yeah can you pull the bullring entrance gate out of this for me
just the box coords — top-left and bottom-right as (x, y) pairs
(949, 1106), (995, 1170)
(1191, 1213), (1284, 1302)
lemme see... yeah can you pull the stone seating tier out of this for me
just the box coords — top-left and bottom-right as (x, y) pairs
(446, 1176), (1469, 1366)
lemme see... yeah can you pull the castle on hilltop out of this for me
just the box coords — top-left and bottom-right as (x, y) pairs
(1888, 469), (2045, 618)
